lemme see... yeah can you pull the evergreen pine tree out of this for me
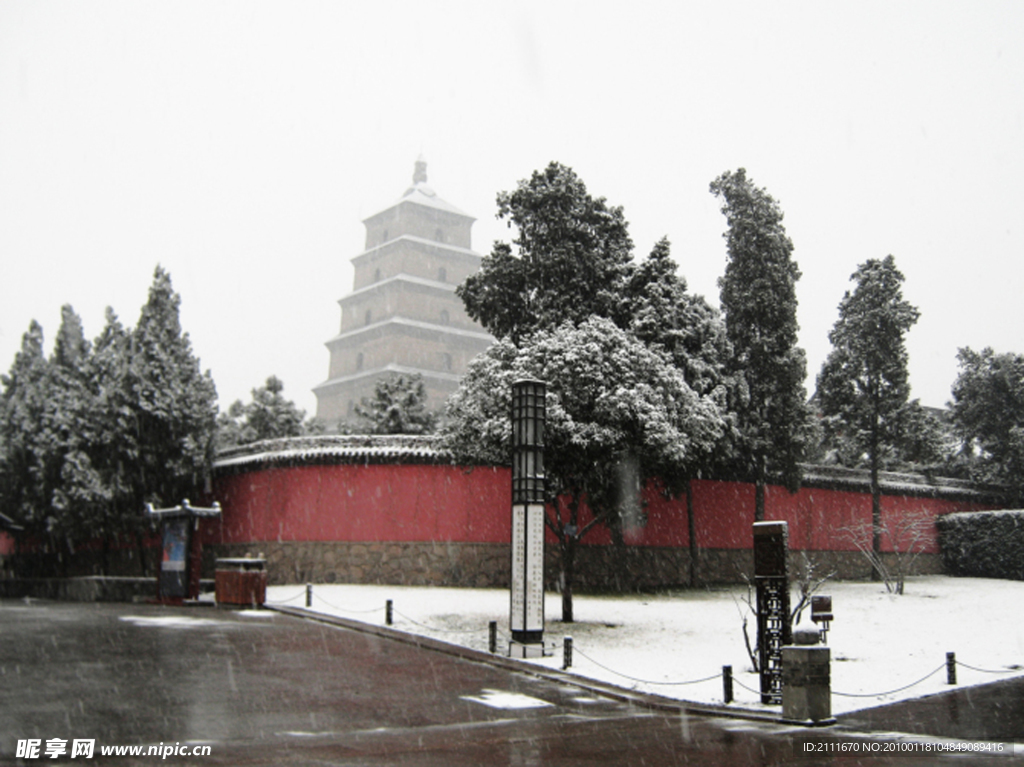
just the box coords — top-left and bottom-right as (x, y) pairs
(217, 375), (318, 448)
(0, 321), (51, 539)
(125, 267), (218, 511)
(711, 168), (811, 520)
(817, 255), (921, 575)
(355, 374), (437, 435)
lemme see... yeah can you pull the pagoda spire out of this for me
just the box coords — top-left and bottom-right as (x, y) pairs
(413, 155), (428, 185)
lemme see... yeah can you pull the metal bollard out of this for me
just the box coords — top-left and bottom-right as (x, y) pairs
(723, 665), (733, 704)
(947, 652), (957, 685)
(562, 637), (573, 670)
(489, 621), (497, 654)
(385, 599), (393, 626)
(306, 583), (312, 608)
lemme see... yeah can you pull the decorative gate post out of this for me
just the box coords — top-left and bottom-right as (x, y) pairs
(753, 520), (791, 704)
(146, 499), (221, 603)
(509, 379), (546, 658)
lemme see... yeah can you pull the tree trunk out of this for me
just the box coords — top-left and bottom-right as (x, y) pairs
(869, 409), (883, 581)
(686, 479), (699, 587)
(135, 529), (149, 577)
(870, 458), (883, 582)
(561, 536), (575, 623)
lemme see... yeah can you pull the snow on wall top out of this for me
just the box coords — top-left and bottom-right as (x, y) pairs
(214, 434), (450, 471)
(212, 436), (1002, 503)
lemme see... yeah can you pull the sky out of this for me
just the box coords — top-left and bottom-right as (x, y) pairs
(1, 1), (1022, 416)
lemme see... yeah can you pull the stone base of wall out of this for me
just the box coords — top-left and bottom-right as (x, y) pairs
(204, 541), (944, 592)
(204, 541), (511, 589)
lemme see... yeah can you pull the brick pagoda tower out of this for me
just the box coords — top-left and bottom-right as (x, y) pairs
(314, 159), (494, 423)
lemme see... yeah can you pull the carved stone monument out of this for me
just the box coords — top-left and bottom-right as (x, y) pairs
(753, 520), (791, 704)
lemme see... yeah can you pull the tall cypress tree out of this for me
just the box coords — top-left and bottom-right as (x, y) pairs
(125, 267), (218, 513)
(47, 305), (103, 549)
(85, 308), (138, 571)
(711, 168), (811, 520)
(0, 321), (51, 540)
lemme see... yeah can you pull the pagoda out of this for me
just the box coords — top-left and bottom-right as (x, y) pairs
(314, 159), (494, 423)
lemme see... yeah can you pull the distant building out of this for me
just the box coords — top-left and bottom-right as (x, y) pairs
(314, 159), (494, 424)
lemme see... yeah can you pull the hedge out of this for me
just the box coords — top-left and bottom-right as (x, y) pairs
(936, 510), (1024, 580)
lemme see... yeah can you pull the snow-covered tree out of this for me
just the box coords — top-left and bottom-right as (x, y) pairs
(0, 321), (53, 541)
(217, 375), (320, 448)
(441, 317), (725, 620)
(354, 373), (437, 435)
(124, 267), (218, 515)
(623, 236), (736, 584)
(949, 346), (1024, 505)
(0, 270), (219, 576)
(457, 162), (634, 344)
(711, 168), (812, 520)
(816, 255), (922, 577)
(46, 306), (105, 550)
(83, 308), (141, 572)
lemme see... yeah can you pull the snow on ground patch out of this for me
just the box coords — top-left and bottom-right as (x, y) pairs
(268, 576), (1024, 715)
(120, 616), (230, 629)
(461, 689), (554, 709)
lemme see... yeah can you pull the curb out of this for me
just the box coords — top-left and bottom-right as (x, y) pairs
(268, 604), (785, 725)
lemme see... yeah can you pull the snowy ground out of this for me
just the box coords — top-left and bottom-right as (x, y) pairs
(265, 575), (1024, 716)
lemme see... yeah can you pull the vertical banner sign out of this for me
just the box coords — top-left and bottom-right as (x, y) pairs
(753, 520), (791, 704)
(159, 516), (191, 599)
(510, 379), (546, 657)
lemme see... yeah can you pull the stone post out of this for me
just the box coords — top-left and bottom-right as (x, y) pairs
(781, 622), (834, 725)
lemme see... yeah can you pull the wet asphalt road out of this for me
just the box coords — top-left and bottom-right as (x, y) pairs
(0, 600), (1020, 766)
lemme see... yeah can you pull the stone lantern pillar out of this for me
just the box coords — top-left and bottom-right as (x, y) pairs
(509, 379), (546, 658)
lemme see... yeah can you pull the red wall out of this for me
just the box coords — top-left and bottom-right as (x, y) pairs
(205, 464), (512, 545)
(207, 462), (994, 555)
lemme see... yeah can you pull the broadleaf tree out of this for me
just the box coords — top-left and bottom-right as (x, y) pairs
(456, 163), (732, 594)
(816, 255), (922, 578)
(949, 347), (1024, 505)
(711, 168), (812, 520)
(457, 162), (634, 344)
(622, 236), (736, 583)
(441, 317), (725, 621)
